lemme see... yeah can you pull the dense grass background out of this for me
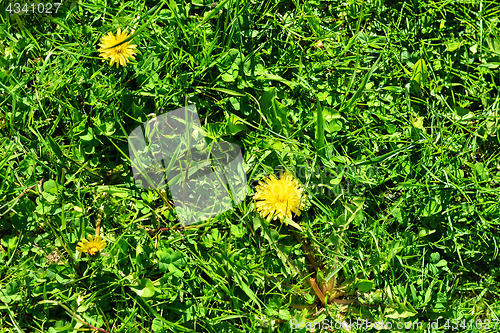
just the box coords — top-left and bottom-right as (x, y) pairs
(1, 0), (500, 332)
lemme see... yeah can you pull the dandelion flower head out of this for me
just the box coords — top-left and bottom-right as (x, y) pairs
(253, 171), (307, 222)
(98, 28), (137, 68)
(76, 235), (107, 256)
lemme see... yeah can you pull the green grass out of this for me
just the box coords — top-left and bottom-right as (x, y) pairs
(1, 0), (500, 332)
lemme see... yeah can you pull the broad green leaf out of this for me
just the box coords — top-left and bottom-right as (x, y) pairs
(221, 72), (235, 82)
(355, 279), (373, 292)
(486, 37), (500, 54)
(1, 236), (17, 250)
(436, 259), (448, 267)
(257, 72), (296, 89)
(227, 114), (248, 134)
(421, 199), (441, 217)
(259, 87), (289, 135)
(410, 59), (428, 88)
(130, 278), (155, 298)
(152, 318), (165, 332)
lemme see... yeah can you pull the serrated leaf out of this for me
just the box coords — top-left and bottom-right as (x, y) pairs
(385, 309), (418, 319)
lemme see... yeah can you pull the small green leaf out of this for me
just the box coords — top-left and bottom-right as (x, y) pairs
(418, 228), (436, 237)
(221, 72), (235, 82)
(436, 259), (448, 267)
(486, 37), (500, 54)
(454, 106), (470, 117)
(157, 249), (187, 277)
(227, 114), (248, 134)
(230, 224), (245, 238)
(445, 40), (461, 52)
(412, 116), (424, 129)
(1, 236), (18, 250)
(80, 128), (94, 142)
(152, 318), (165, 332)
(283, 217), (303, 231)
(43, 179), (63, 194)
(474, 162), (488, 181)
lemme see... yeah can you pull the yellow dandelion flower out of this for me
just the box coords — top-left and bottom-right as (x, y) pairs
(98, 28), (137, 68)
(76, 235), (107, 256)
(253, 171), (307, 222)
